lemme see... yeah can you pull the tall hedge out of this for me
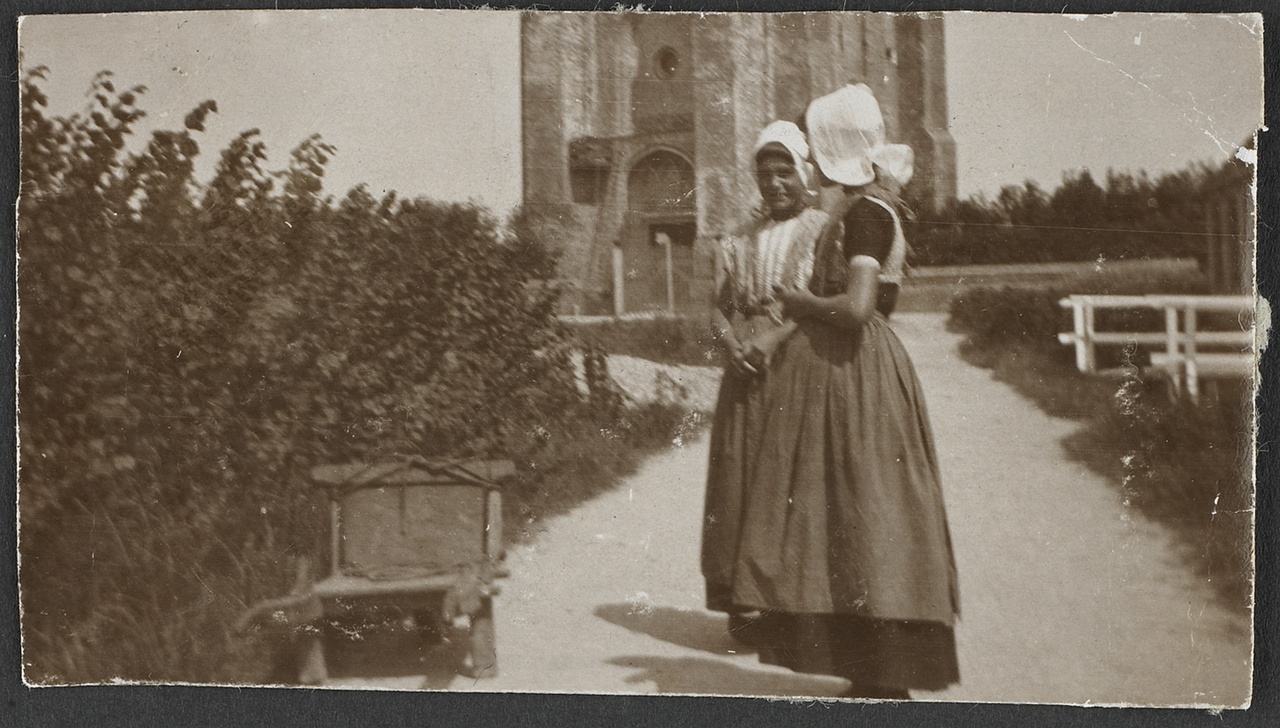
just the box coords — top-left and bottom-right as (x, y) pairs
(17, 70), (597, 682)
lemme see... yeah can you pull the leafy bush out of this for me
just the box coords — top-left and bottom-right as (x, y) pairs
(946, 286), (1065, 350)
(947, 262), (1211, 365)
(17, 69), (687, 684)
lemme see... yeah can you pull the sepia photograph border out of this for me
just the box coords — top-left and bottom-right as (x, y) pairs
(2, 0), (1276, 725)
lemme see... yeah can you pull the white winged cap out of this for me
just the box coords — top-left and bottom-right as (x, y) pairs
(753, 120), (813, 188)
(805, 83), (914, 188)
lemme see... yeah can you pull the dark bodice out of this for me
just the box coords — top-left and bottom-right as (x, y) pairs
(808, 194), (901, 316)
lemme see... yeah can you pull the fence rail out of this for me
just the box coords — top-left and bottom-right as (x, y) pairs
(1057, 294), (1254, 402)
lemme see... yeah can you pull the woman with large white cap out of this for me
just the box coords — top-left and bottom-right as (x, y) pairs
(701, 120), (828, 635)
(726, 84), (961, 699)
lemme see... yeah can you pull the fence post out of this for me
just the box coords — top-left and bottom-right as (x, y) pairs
(656, 231), (675, 314)
(1163, 304), (1182, 398)
(1082, 301), (1097, 373)
(1069, 299), (1086, 372)
(1184, 304), (1200, 403)
(612, 245), (625, 317)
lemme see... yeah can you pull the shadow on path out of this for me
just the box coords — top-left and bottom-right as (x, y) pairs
(606, 655), (847, 697)
(594, 603), (849, 697)
(594, 603), (749, 656)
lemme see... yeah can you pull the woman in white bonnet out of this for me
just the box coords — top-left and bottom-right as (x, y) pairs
(701, 120), (828, 637)
(726, 84), (961, 699)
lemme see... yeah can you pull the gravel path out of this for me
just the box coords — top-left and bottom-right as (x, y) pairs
(325, 313), (1251, 706)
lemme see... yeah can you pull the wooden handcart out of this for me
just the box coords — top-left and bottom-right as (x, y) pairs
(237, 458), (512, 685)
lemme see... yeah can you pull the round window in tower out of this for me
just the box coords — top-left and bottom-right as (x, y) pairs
(654, 46), (680, 79)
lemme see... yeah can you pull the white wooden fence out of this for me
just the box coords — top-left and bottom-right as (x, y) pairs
(1057, 294), (1254, 402)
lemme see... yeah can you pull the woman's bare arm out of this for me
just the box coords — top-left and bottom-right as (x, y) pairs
(774, 256), (880, 331)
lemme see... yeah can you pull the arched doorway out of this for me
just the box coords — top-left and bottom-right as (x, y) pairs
(620, 150), (697, 313)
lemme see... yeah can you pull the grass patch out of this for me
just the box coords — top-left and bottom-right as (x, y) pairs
(948, 284), (1254, 612)
(562, 315), (719, 368)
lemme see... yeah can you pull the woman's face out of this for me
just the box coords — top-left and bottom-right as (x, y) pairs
(755, 151), (807, 220)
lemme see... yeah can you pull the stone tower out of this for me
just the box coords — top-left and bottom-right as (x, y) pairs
(521, 12), (956, 315)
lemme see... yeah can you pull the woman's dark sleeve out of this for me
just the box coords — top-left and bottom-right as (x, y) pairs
(840, 197), (895, 264)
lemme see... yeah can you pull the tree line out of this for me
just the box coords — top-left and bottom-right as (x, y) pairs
(906, 154), (1251, 267)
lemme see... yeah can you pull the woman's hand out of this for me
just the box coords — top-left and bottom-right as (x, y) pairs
(773, 256), (879, 331)
(713, 306), (759, 377)
(773, 285), (821, 320)
(727, 343), (761, 377)
(743, 322), (796, 369)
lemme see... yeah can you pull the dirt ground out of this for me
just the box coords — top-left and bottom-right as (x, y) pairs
(323, 313), (1252, 707)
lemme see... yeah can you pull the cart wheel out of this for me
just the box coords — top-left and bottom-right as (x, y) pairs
(297, 631), (329, 685)
(468, 596), (497, 679)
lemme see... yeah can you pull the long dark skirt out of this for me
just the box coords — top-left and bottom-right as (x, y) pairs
(728, 314), (961, 691)
(749, 611), (959, 691)
(702, 314), (783, 614)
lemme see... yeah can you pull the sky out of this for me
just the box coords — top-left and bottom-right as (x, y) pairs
(945, 12), (1263, 199)
(18, 10), (1265, 215)
(18, 10), (524, 213)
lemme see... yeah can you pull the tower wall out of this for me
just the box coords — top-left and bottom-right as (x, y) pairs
(896, 13), (957, 209)
(521, 11), (957, 315)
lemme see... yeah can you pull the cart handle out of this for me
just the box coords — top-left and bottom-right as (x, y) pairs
(309, 457), (516, 493)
